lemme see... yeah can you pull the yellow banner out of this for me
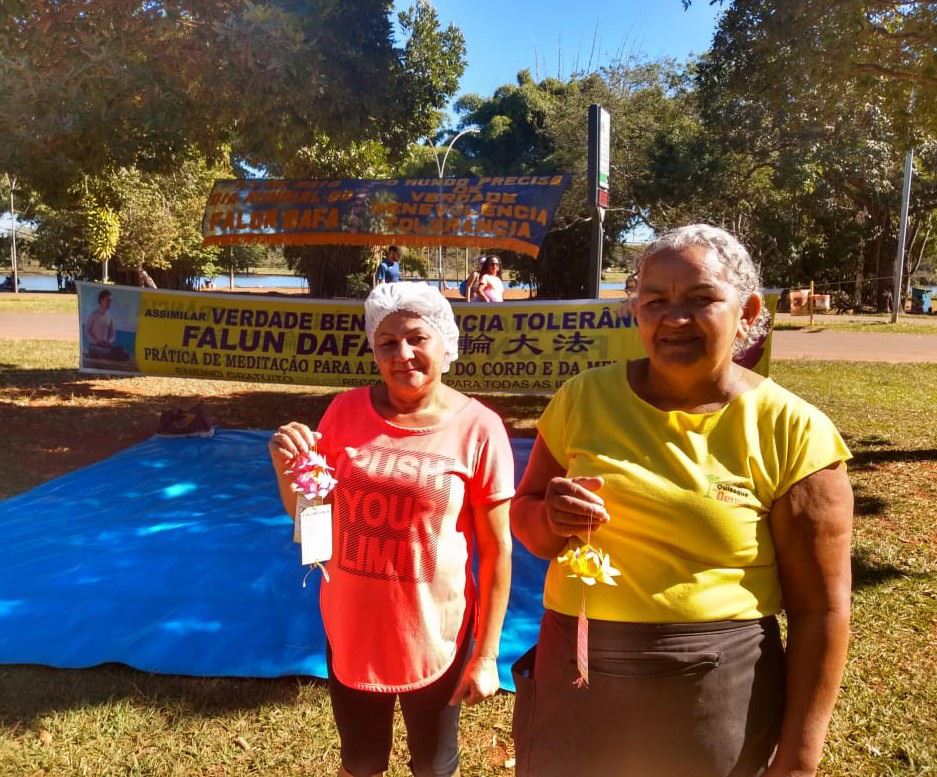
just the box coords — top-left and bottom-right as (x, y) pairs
(78, 283), (777, 392)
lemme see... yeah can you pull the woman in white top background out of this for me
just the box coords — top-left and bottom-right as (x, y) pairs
(477, 255), (504, 302)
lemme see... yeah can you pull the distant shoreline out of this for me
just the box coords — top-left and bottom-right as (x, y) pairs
(198, 285), (629, 301)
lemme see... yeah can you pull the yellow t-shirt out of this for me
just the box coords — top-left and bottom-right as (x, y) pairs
(536, 362), (851, 623)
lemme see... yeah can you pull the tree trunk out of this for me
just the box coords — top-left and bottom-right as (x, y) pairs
(873, 217), (888, 311)
(287, 245), (369, 298)
(852, 264), (864, 313)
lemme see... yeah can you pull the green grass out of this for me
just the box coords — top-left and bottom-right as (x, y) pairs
(0, 292), (78, 313)
(0, 352), (935, 775)
(774, 314), (937, 334)
(0, 339), (80, 372)
(770, 362), (937, 775)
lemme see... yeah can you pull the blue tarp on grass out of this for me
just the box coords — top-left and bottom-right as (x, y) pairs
(0, 430), (545, 690)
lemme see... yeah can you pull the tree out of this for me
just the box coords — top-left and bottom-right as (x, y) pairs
(215, 244), (268, 288)
(0, 1), (228, 202)
(2, 2), (465, 293)
(454, 62), (693, 297)
(686, 0), (937, 307)
(31, 205), (98, 284)
(29, 151), (234, 289)
(280, 136), (395, 297)
(0, 1), (466, 199)
(82, 196), (120, 274)
(687, 0), (937, 132)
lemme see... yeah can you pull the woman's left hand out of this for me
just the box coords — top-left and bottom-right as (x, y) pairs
(448, 655), (500, 706)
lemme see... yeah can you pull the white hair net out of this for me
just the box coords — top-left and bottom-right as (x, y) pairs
(364, 282), (460, 372)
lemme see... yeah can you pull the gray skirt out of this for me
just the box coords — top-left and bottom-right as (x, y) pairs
(512, 610), (785, 777)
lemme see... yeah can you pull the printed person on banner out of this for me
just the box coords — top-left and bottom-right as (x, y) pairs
(269, 282), (513, 777)
(85, 289), (130, 361)
(510, 225), (853, 777)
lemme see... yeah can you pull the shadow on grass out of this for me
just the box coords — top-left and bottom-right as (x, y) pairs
(849, 477), (889, 517)
(0, 662), (324, 726)
(843, 434), (892, 446)
(0, 376), (332, 498)
(854, 492), (888, 517)
(0, 370), (547, 436)
(850, 448), (937, 468)
(0, 367), (83, 380)
(0, 372), (549, 500)
(852, 547), (916, 591)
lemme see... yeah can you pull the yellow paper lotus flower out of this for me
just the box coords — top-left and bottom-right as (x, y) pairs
(556, 544), (621, 586)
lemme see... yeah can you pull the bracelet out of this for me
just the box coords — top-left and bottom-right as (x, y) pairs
(473, 654), (499, 663)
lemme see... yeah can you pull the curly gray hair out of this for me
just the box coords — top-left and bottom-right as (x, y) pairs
(635, 224), (770, 354)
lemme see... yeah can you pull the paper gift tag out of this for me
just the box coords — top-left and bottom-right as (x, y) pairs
(296, 496), (333, 566)
(576, 607), (589, 687)
(293, 494), (318, 543)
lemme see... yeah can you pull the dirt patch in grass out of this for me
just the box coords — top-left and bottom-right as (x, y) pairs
(0, 339), (547, 500)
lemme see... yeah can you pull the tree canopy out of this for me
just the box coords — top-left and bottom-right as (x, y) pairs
(3, 1), (465, 290)
(0, 1), (465, 199)
(683, 0), (937, 304)
(5, 0), (935, 303)
(449, 62), (692, 296)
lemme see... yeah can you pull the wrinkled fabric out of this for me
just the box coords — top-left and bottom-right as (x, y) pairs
(0, 429), (542, 689)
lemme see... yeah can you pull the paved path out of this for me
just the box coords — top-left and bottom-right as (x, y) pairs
(0, 312), (78, 342)
(2, 311), (935, 362)
(770, 330), (937, 362)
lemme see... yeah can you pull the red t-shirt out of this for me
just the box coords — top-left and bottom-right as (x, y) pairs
(317, 387), (515, 692)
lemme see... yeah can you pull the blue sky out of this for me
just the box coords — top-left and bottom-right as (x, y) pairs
(397, 0), (723, 107)
(391, 0), (725, 241)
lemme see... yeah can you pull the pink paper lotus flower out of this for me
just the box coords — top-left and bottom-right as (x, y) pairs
(286, 450), (337, 500)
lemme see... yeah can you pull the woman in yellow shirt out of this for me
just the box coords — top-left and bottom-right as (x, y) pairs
(511, 224), (853, 776)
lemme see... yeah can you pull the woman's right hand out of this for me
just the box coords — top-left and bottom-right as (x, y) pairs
(544, 476), (609, 538)
(268, 422), (321, 472)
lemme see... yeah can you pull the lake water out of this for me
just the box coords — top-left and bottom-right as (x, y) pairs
(8, 273), (310, 292)
(10, 273), (625, 293)
(204, 274), (308, 289)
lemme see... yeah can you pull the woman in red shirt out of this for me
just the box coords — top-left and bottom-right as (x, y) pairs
(269, 282), (514, 777)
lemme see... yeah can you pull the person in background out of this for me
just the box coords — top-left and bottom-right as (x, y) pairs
(462, 256), (485, 302)
(477, 255), (504, 302)
(511, 224), (853, 776)
(374, 245), (402, 286)
(137, 267), (158, 289)
(269, 282), (514, 777)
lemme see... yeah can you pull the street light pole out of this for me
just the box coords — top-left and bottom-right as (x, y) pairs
(891, 87), (916, 323)
(891, 147), (914, 322)
(431, 128), (478, 290)
(6, 174), (18, 295)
